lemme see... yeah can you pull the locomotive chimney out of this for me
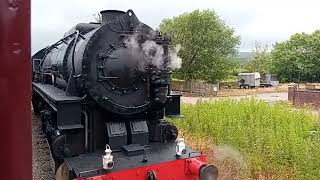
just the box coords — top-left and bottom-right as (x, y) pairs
(100, 10), (125, 24)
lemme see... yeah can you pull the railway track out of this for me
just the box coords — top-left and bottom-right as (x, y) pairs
(32, 113), (55, 180)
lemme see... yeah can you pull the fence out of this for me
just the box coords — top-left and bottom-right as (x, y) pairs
(171, 80), (219, 96)
(219, 81), (239, 89)
(288, 85), (320, 108)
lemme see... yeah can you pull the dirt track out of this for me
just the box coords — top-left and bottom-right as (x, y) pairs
(182, 92), (288, 104)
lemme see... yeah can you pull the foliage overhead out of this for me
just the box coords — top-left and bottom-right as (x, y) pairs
(244, 42), (271, 74)
(271, 30), (320, 82)
(160, 10), (240, 83)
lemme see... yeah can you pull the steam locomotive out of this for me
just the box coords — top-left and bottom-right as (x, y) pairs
(32, 9), (218, 180)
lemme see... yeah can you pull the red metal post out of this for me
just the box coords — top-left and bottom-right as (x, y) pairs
(0, 0), (32, 179)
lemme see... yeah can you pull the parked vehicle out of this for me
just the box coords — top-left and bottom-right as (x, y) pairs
(238, 72), (261, 89)
(260, 74), (279, 87)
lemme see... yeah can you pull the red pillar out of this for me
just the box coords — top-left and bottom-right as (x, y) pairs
(0, 0), (32, 179)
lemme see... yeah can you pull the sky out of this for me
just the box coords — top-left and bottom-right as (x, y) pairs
(31, 0), (320, 53)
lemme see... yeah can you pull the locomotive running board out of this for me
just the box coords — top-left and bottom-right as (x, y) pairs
(32, 83), (83, 130)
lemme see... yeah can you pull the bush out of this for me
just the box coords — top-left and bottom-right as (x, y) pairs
(170, 99), (320, 179)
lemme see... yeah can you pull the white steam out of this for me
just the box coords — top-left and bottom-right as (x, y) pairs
(124, 34), (140, 50)
(124, 33), (182, 71)
(213, 145), (244, 165)
(123, 34), (145, 71)
(211, 145), (247, 179)
(168, 44), (182, 70)
(141, 40), (164, 69)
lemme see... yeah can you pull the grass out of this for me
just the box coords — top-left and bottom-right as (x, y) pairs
(170, 99), (320, 180)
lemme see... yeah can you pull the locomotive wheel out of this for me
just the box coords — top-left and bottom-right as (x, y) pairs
(51, 135), (67, 160)
(32, 96), (40, 115)
(56, 162), (69, 180)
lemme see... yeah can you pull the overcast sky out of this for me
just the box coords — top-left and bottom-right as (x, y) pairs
(31, 0), (320, 53)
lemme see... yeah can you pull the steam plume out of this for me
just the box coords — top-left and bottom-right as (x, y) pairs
(124, 33), (182, 71)
(168, 44), (182, 70)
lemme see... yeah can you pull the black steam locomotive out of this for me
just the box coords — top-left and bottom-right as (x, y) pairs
(32, 9), (217, 180)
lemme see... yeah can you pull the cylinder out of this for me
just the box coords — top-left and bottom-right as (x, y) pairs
(186, 158), (206, 176)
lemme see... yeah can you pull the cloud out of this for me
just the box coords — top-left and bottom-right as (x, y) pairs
(31, 0), (320, 53)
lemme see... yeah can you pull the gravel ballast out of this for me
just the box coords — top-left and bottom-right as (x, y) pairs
(32, 113), (55, 180)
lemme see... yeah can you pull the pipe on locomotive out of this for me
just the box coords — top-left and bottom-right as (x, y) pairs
(82, 111), (89, 151)
(100, 10), (126, 23)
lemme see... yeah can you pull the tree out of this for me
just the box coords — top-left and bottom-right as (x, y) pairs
(271, 30), (320, 82)
(160, 10), (240, 83)
(244, 42), (271, 74)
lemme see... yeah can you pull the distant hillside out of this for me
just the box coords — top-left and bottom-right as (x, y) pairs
(236, 52), (252, 64)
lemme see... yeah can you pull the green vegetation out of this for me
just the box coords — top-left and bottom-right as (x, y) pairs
(160, 10), (240, 83)
(171, 99), (320, 179)
(157, 9), (320, 83)
(271, 30), (320, 82)
(245, 43), (271, 74)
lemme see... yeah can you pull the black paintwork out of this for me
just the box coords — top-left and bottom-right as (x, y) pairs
(31, 9), (185, 178)
(122, 144), (145, 157)
(33, 83), (82, 129)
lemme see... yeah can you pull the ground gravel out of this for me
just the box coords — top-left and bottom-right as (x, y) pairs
(32, 113), (55, 180)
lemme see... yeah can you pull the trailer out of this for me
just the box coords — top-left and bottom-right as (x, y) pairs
(260, 74), (279, 87)
(238, 72), (261, 89)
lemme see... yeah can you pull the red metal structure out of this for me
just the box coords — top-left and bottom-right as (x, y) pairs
(75, 156), (208, 180)
(0, 0), (32, 179)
